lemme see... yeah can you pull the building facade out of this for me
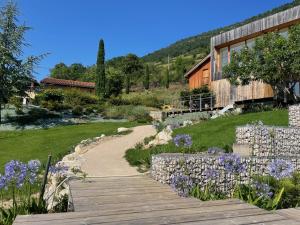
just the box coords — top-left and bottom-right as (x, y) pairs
(186, 5), (300, 107)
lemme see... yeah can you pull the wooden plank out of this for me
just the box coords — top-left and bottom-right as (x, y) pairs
(13, 208), (272, 225)
(277, 208), (300, 221)
(13, 175), (300, 225)
(14, 199), (244, 222)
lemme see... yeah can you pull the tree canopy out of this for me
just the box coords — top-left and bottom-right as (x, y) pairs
(0, 1), (43, 122)
(223, 24), (300, 103)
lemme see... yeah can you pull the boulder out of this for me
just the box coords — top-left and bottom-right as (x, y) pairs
(147, 126), (173, 147)
(183, 120), (193, 127)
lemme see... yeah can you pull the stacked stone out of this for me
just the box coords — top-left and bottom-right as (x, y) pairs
(236, 125), (300, 158)
(151, 153), (300, 195)
(289, 104), (300, 127)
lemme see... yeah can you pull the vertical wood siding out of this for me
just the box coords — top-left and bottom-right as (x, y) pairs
(211, 6), (300, 47)
(211, 79), (274, 107)
(188, 60), (211, 90)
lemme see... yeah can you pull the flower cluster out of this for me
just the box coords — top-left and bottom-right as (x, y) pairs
(219, 153), (246, 174)
(203, 168), (219, 179)
(252, 181), (273, 198)
(49, 163), (68, 176)
(170, 174), (194, 197)
(173, 134), (192, 148)
(207, 147), (225, 155)
(0, 159), (41, 190)
(268, 159), (294, 180)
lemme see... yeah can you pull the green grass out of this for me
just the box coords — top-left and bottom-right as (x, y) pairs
(0, 121), (138, 168)
(125, 110), (288, 170)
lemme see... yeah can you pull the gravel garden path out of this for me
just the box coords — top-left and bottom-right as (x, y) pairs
(80, 125), (156, 177)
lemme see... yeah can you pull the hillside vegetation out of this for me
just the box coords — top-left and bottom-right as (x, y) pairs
(48, 1), (300, 90)
(142, 0), (300, 63)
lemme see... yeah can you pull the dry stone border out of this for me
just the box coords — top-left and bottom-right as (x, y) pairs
(151, 153), (300, 195)
(151, 104), (300, 195)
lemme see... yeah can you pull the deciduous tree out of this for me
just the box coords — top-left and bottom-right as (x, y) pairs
(122, 54), (143, 94)
(223, 24), (300, 104)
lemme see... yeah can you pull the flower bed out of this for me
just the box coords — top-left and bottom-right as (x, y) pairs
(151, 152), (300, 210)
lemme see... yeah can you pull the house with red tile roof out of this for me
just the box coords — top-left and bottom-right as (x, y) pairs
(40, 77), (95, 93)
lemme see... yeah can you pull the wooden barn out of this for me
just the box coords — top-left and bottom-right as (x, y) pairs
(185, 55), (211, 89)
(186, 5), (300, 108)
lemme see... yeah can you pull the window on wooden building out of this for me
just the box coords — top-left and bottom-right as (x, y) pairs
(230, 41), (246, 54)
(246, 38), (256, 49)
(219, 47), (228, 71)
(203, 69), (209, 85)
(279, 28), (289, 39)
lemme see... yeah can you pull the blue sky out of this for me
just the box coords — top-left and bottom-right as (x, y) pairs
(15, 0), (292, 80)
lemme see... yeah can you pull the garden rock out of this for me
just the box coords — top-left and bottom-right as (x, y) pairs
(117, 127), (131, 133)
(44, 134), (107, 211)
(147, 125), (173, 147)
(183, 120), (193, 127)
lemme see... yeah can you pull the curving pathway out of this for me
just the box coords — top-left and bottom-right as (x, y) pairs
(80, 125), (156, 177)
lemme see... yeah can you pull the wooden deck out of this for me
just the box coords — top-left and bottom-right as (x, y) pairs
(14, 175), (300, 225)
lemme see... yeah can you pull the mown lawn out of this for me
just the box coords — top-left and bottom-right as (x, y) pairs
(125, 110), (288, 169)
(0, 121), (138, 168)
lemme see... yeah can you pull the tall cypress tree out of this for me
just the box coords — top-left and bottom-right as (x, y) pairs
(165, 68), (170, 89)
(144, 64), (150, 90)
(96, 39), (105, 97)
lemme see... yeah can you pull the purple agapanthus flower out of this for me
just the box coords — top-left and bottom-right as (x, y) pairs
(173, 134), (192, 148)
(203, 168), (219, 179)
(252, 181), (273, 198)
(27, 160), (41, 184)
(0, 174), (7, 190)
(207, 147), (225, 155)
(219, 153), (246, 174)
(268, 159), (294, 180)
(49, 163), (68, 175)
(170, 174), (194, 197)
(5, 160), (28, 188)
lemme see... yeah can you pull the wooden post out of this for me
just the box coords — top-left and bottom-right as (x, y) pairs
(210, 95), (213, 110)
(40, 155), (52, 203)
(199, 95), (202, 112)
(189, 96), (192, 112)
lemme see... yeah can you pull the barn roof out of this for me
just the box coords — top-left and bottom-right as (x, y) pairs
(184, 54), (210, 78)
(40, 77), (95, 89)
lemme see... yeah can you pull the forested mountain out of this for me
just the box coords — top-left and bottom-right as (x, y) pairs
(142, 0), (300, 63)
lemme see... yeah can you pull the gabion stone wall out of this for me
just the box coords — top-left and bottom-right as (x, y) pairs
(151, 153), (300, 195)
(289, 104), (300, 127)
(235, 125), (300, 157)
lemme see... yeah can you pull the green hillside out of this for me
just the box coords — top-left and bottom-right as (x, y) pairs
(142, 0), (300, 63)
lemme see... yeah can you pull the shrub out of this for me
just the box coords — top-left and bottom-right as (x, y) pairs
(72, 106), (84, 116)
(36, 89), (99, 112)
(38, 89), (64, 102)
(108, 97), (130, 106)
(63, 89), (98, 106)
(7, 108), (60, 125)
(9, 96), (23, 113)
(180, 85), (213, 99)
(103, 105), (152, 122)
